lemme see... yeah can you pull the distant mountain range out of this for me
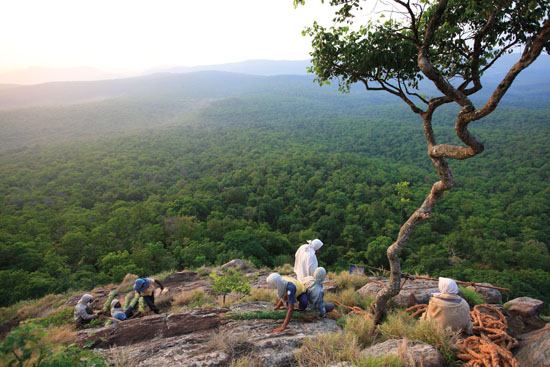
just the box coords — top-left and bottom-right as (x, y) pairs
(0, 66), (120, 85)
(0, 54), (548, 110)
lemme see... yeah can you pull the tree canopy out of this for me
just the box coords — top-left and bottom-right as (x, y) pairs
(295, 0), (550, 322)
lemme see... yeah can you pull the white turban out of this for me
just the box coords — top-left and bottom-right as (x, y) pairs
(267, 273), (288, 300)
(294, 239), (323, 281)
(303, 267), (327, 289)
(438, 277), (459, 295)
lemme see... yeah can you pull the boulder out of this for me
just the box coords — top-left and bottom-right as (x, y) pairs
(503, 297), (546, 336)
(514, 324), (550, 367)
(361, 339), (444, 367)
(466, 283), (502, 304)
(221, 259), (248, 271)
(78, 308), (227, 348)
(357, 278), (439, 307)
(504, 297), (544, 317)
(357, 277), (502, 308)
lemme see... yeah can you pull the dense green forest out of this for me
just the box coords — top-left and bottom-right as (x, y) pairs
(1, 85), (549, 310)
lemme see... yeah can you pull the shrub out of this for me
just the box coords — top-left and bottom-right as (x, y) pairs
(210, 270), (250, 305)
(0, 323), (107, 367)
(459, 286), (485, 307)
(274, 263), (294, 275)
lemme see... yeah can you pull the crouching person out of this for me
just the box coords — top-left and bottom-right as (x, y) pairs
(110, 299), (139, 323)
(74, 294), (100, 327)
(302, 267), (335, 317)
(134, 278), (165, 314)
(422, 277), (473, 334)
(267, 273), (308, 332)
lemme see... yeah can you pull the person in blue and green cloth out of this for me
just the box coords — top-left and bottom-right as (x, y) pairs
(302, 267), (335, 317)
(267, 273), (308, 332)
(133, 278), (165, 314)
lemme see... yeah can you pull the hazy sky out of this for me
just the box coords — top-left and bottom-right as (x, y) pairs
(0, 0), (337, 73)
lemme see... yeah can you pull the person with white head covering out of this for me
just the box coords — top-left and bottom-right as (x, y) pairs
(294, 239), (323, 282)
(74, 294), (99, 326)
(302, 267), (335, 317)
(422, 277), (473, 334)
(267, 272), (308, 332)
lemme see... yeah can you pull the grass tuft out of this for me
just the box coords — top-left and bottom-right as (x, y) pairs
(328, 270), (369, 290)
(459, 286), (485, 306)
(171, 289), (216, 311)
(242, 288), (277, 304)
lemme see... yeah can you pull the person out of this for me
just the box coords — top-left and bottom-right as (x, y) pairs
(267, 273), (308, 332)
(110, 298), (138, 323)
(134, 278), (165, 314)
(294, 239), (323, 282)
(74, 294), (100, 327)
(422, 277), (473, 334)
(302, 267), (335, 317)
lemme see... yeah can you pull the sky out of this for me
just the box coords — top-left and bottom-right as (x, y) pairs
(0, 0), (338, 74)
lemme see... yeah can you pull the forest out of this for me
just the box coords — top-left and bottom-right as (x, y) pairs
(0, 75), (549, 311)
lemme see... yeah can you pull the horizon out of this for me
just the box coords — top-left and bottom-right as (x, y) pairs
(0, 1), (337, 76)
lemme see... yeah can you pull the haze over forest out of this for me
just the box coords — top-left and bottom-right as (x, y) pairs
(1, 52), (549, 310)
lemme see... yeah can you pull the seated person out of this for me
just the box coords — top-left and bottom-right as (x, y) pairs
(134, 278), (165, 314)
(422, 277), (473, 334)
(267, 273), (308, 332)
(302, 267), (335, 317)
(74, 294), (99, 326)
(110, 298), (138, 323)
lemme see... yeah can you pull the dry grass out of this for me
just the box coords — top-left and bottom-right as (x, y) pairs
(206, 329), (255, 360)
(295, 331), (361, 367)
(273, 263), (294, 275)
(41, 325), (77, 346)
(110, 346), (137, 367)
(325, 287), (372, 314)
(344, 314), (379, 347)
(171, 289), (216, 311)
(378, 310), (458, 364)
(117, 273), (139, 293)
(242, 288), (277, 304)
(328, 270), (369, 290)
(229, 355), (263, 367)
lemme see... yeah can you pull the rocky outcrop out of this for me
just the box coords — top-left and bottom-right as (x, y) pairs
(514, 324), (550, 367)
(103, 307), (341, 367)
(358, 278), (439, 307)
(360, 339), (444, 367)
(466, 283), (502, 304)
(357, 277), (502, 308)
(504, 297), (546, 335)
(78, 308), (227, 348)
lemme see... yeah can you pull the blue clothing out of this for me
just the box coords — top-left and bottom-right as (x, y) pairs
(286, 282), (297, 305)
(285, 283), (308, 310)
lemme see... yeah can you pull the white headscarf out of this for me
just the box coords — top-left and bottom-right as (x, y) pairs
(294, 239), (323, 281)
(78, 294), (94, 306)
(303, 267), (327, 289)
(438, 277), (459, 295)
(267, 273), (288, 300)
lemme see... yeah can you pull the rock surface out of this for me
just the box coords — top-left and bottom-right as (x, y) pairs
(514, 324), (550, 367)
(103, 309), (341, 367)
(78, 308), (227, 348)
(361, 339), (444, 367)
(358, 278), (440, 307)
(466, 283), (502, 304)
(221, 259), (248, 270)
(357, 277), (502, 308)
(504, 297), (544, 317)
(503, 297), (546, 336)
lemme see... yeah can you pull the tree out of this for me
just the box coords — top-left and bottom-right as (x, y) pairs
(295, 0), (550, 323)
(209, 269), (250, 305)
